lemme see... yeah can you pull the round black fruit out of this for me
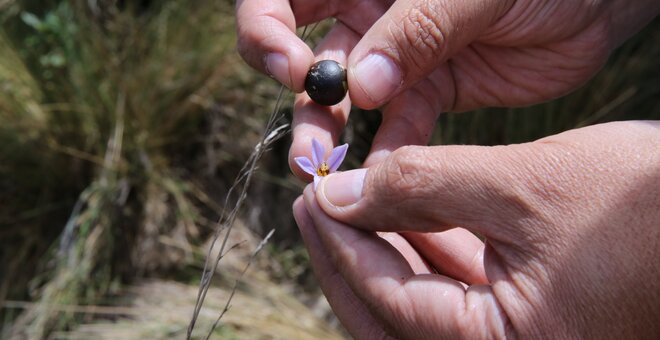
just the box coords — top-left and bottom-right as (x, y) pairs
(304, 60), (347, 106)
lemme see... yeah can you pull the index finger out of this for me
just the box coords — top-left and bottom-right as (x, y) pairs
(236, 0), (315, 91)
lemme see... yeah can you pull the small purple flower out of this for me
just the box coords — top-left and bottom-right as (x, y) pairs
(295, 138), (348, 189)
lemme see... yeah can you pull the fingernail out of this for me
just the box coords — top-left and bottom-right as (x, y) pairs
(265, 53), (292, 89)
(353, 53), (401, 104)
(322, 168), (367, 207)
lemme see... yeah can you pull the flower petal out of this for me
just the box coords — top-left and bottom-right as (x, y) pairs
(313, 175), (321, 190)
(311, 138), (325, 167)
(295, 157), (317, 176)
(327, 143), (348, 172)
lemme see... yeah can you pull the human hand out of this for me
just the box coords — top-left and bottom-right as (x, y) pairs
(293, 121), (660, 338)
(236, 0), (660, 174)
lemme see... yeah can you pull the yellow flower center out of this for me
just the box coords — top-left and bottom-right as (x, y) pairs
(316, 162), (330, 176)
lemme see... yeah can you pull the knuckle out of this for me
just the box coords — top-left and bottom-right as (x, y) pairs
(376, 146), (431, 199)
(236, 17), (276, 69)
(483, 148), (541, 216)
(396, 1), (448, 70)
(236, 26), (260, 66)
(236, 35), (251, 60)
(482, 145), (566, 240)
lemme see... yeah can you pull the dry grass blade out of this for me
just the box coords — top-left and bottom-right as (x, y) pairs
(204, 228), (275, 340)
(187, 22), (321, 338)
(187, 85), (288, 338)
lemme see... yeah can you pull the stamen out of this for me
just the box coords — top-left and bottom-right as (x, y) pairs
(316, 162), (330, 176)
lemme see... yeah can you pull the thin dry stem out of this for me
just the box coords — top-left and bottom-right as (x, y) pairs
(186, 22), (321, 339)
(204, 228), (275, 339)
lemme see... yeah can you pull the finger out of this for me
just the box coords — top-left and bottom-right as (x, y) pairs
(303, 187), (509, 339)
(315, 143), (538, 242)
(347, 0), (514, 108)
(363, 66), (453, 166)
(236, 0), (315, 91)
(288, 23), (358, 179)
(402, 228), (488, 285)
(292, 197), (391, 339)
(378, 232), (434, 274)
(290, 0), (393, 31)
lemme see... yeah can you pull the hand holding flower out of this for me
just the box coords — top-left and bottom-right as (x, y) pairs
(293, 121), (660, 339)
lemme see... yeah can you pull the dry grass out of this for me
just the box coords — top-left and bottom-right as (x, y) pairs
(63, 279), (342, 340)
(7, 223), (342, 339)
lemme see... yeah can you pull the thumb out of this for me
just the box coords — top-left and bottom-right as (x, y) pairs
(315, 144), (538, 242)
(347, 0), (513, 109)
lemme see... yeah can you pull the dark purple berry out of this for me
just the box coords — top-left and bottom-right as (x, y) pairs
(304, 60), (347, 106)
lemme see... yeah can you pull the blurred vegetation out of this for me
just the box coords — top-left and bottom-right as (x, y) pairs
(0, 0), (657, 337)
(0, 0), (291, 336)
